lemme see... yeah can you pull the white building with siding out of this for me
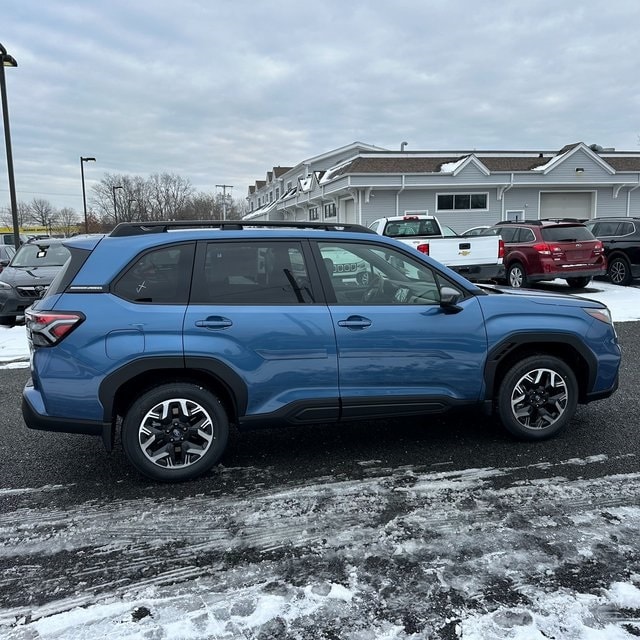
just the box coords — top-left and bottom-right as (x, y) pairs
(245, 142), (640, 232)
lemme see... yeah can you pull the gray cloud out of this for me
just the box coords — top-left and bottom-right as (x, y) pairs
(1, 0), (639, 212)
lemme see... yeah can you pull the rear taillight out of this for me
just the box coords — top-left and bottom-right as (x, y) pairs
(498, 239), (505, 259)
(416, 243), (429, 255)
(593, 241), (604, 255)
(533, 242), (551, 255)
(25, 310), (84, 347)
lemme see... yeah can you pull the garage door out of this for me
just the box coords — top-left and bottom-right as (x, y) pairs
(540, 192), (592, 220)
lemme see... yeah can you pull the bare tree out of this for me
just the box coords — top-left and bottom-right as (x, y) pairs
(28, 198), (58, 232)
(0, 200), (31, 229)
(181, 193), (219, 220)
(90, 173), (195, 227)
(147, 173), (194, 221)
(56, 207), (80, 237)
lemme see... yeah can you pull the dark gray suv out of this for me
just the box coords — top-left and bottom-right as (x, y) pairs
(0, 239), (70, 326)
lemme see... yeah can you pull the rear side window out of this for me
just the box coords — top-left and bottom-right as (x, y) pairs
(44, 247), (90, 298)
(618, 222), (635, 236)
(192, 240), (313, 304)
(513, 228), (535, 242)
(542, 226), (595, 242)
(113, 243), (195, 303)
(497, 227), (519, 242)
(592, 221), (621, 236)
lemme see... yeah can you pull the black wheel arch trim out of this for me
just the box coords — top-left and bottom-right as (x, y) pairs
(98, 356), (249, 422)
(483, 332), (597, 401)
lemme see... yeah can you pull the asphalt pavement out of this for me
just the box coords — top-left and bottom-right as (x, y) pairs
(0, 322), (638, 499)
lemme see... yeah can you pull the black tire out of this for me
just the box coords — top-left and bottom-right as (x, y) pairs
(565, 276), (591, 288)
(497, 355), (578, 440)
(608, 256), (632, 286)
(121, 383), (229, 482)
(507, 262), (527, 288)
(0, 315), (15, 327)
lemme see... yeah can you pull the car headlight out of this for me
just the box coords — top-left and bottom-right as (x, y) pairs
(0, 281), (13, 290)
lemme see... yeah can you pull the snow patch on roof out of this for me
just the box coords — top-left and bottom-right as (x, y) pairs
(439, 157), (468, 173)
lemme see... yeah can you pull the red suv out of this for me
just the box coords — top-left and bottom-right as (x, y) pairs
(482, 220), (606, 288)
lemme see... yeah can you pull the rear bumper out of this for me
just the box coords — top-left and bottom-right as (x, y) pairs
(450, 264), (505, 283)
(22, 380), (112, 450)
(528, 267), (606, 283)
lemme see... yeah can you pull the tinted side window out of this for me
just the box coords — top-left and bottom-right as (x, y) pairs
(319, 241), (462, 305)
(516, 228), (536, 243)
(498, 227), (518, 243)
(592, 222), (621, 236)
(193, 240), (313, 304)
(618, 222), (635, 236)
(113, 243), (195, 303)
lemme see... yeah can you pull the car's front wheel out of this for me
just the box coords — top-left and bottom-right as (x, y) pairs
(497, 355), (578, 440)
(121, 383), (229, 482)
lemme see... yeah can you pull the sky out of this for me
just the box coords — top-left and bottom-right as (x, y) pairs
(1, 0), (639, 216)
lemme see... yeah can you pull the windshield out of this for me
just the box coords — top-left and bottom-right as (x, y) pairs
(541, 226), (595, 242)
(11, 243), (71, 268)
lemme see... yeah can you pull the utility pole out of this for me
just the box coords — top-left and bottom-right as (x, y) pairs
(216, 184), (233, 220)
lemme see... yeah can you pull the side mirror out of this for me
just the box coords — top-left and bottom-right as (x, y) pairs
(440, 286), (463, 313)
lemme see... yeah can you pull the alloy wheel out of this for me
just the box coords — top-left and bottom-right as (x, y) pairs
(509, 367), (568, 430)
(138, 398), (215, 469)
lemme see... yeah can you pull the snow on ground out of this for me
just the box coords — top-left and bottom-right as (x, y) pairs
(2, 281), (640, 370)
(1, 457), (640, 639)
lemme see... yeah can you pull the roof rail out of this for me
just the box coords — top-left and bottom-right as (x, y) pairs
(541, 217), (588, 223)
(109, 220), (377, 237)
(499, 219), (544, 225)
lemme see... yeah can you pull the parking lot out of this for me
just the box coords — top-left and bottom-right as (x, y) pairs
(1, 283), (639, 639)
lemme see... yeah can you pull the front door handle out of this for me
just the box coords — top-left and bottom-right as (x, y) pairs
(195, 316), (233, 329)
(337, 315), (372, 329)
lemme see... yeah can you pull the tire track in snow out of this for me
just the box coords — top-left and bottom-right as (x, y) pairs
(1, 456), (639, 638)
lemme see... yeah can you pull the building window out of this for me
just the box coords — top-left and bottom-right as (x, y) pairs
(269, 192), (273, 202)
(286, 181), (292, 191)
(275, 187), (280, 199)
(309, 207), (319, 220)
(324, 203), (336, 218)
(437, 193), (488, 211)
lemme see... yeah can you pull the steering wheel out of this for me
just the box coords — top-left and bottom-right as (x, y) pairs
(363, 274), (385, 303)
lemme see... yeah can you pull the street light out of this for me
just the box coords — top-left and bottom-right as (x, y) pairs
(127, 198), (138, 221)
(0, 42), (19, 250)
(80, 156), (96, 233)
(112, 185), (123, 225)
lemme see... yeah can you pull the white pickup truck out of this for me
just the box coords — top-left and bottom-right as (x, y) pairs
(368, 214), (504, 283)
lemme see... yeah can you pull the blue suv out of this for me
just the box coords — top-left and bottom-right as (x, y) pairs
(22, 221), (621, 482)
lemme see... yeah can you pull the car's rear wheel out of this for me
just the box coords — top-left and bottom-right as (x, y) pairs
(497, 355), (577, 440)
(565, 276), (591, 288)
(507, 262), (527, 288)
(122, 383), (229, 482)
(0, 315), (15, 327)
(608, 256), (632, 286)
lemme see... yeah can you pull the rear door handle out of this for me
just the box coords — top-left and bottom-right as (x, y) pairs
(195, 316), (233, 329)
